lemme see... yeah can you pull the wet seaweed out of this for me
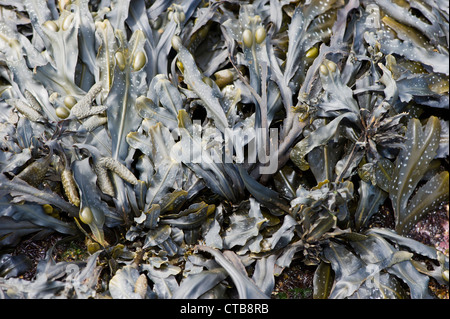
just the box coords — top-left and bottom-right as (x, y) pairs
(0, 0), (448, 299)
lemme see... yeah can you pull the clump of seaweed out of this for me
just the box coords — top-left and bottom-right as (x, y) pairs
(0, 0), (448, 299)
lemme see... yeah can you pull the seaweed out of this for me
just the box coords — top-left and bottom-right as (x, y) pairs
(0, 0), (448, 299)
(376, 117), (449, 235)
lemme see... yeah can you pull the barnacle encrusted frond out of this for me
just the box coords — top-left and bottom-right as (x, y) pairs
(70, 82), (107, 119)
(60, 167), (80, 207)
(94, 156), (139, 197)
